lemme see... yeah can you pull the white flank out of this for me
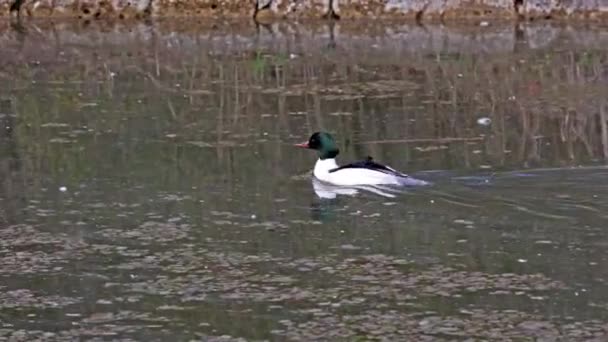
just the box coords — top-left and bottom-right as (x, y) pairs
(313, 158), (404, 186)
(312, 178), (397, 199)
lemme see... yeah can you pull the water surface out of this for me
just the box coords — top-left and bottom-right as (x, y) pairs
(1, 19), (608, 341)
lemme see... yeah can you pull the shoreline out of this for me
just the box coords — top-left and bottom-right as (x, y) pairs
(1, 0), (608, 22)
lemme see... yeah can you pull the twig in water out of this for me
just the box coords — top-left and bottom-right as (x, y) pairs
(144, 72), (213, 95)
(167, 99), (177, 119)
(356, 137), (485, 145)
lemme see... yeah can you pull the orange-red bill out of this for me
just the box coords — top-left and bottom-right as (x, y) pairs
(294, 142), (309, 148)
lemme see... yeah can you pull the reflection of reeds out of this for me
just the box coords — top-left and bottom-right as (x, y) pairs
(601, 104), (608, 158)
(2, 22), (608, 186)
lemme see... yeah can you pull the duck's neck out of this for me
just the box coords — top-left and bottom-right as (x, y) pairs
(314, 158), (338, 175)
(319, 148), (339, 160)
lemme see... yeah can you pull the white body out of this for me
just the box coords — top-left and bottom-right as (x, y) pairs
(312, 178), (398, 199)
(313, 158), (405, 186)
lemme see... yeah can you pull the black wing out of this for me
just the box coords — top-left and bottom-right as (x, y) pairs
(328, 156), (408, 177)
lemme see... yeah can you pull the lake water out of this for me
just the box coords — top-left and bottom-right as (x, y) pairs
(1, 19), (608, 341)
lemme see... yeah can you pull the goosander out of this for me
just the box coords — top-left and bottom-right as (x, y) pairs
(295, 132), (431, 187)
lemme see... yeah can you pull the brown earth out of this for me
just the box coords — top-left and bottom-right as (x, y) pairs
(1, 0), (608, 21)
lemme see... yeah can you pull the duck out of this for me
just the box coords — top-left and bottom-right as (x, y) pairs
(294, 132), (431, 187)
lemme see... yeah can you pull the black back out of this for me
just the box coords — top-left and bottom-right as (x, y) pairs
(328, 156), (407, 177)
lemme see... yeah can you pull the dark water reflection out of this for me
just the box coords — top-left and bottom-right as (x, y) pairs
(1, 20), (608, 340)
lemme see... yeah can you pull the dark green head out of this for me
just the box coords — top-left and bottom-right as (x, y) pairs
(295, 131), (340, 160)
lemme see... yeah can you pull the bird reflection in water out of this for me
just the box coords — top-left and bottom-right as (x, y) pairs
(309, 178), (402, 222)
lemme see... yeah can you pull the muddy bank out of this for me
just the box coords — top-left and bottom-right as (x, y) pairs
(1, 0), (608, 21)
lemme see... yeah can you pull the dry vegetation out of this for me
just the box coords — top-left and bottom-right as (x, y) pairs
(1, 21), (607, 173)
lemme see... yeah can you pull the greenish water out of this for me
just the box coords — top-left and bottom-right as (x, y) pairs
(1, 20), (608, 341)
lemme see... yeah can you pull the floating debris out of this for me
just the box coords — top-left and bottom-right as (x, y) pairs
(477, 117), (491, 126)
(97, 221), (192, 244)
(40, 122), (69, 128)
(0, 289), (80, 309)
(453, 219), (474, 225)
